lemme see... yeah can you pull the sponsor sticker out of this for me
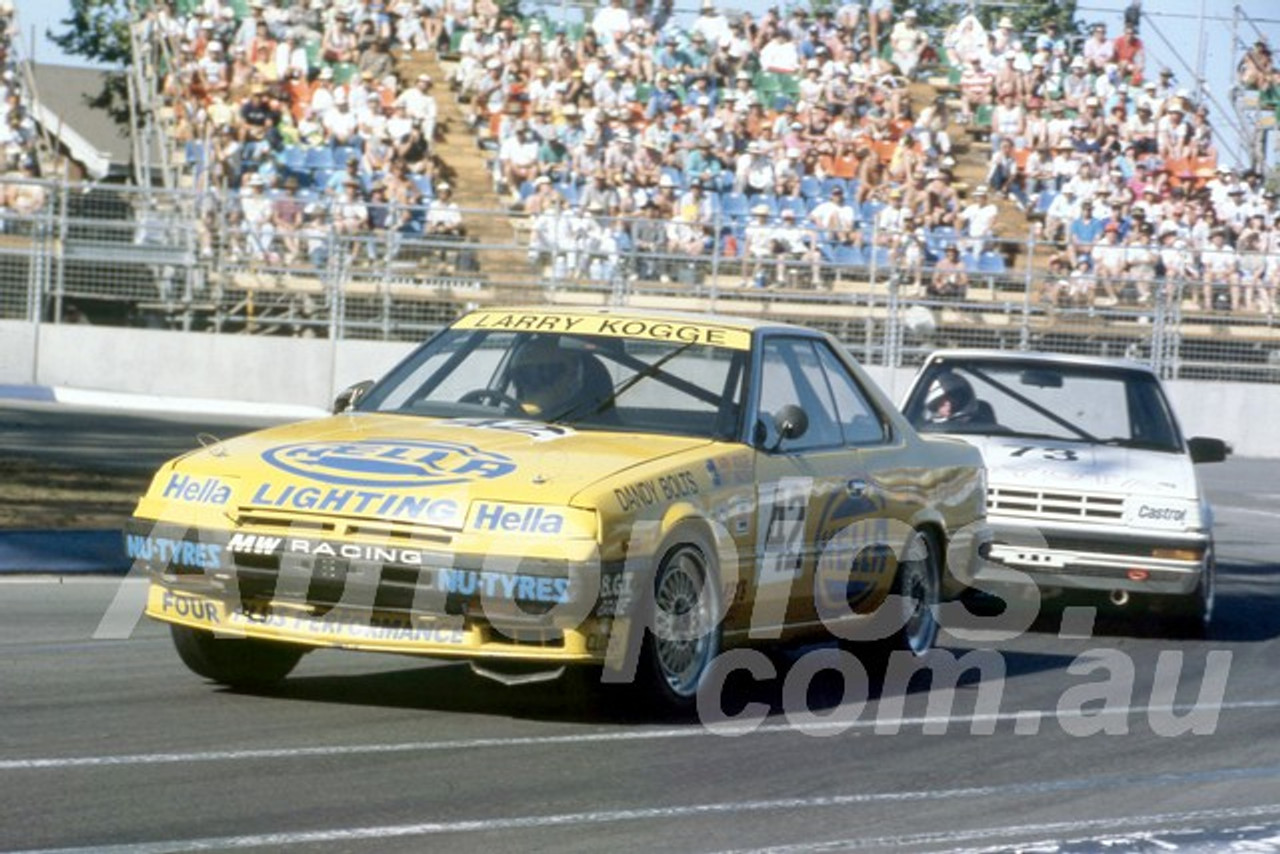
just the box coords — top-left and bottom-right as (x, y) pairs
(261, 440), (516, 488)
(160, 473), (233, 506)
(453, 311), (752, 350)
(1123, 497), (1195, 529)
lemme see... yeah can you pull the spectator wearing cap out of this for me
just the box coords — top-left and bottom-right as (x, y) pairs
(990, 15), (1016, 56)
(760, 27), (800, 75)
(1062, 57), (1092, 113)
(1113, 21), (1145, 84)
(238, 173), (276, 261)
(1200, 228), (1239, 311)
(810, 184), (861, 248)
(735, 141), (776, 198)
(1235, 212), (1269, 311)
(1067, 198), (1105, 266)
(1091, 223), (1128, 302)
(1155, 102), (1191, 161)
(592, 0), (632, 47)
(958, 186), (998, 255)
(424, 181), (465, 239)
(959, 57), (993, 124)
(888, 9), (927, 79)
(323, 88), (360, 147)
(986, 136), (1027, 208)
(394, 74), (437, 144)
(498, 124), (542, 197)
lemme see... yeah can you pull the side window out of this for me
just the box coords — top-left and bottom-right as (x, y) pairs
(815, 343), (888, 445)
(756, 338), (844, 451)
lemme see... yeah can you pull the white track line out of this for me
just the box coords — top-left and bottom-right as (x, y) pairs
(12, 771), (1280, 854)
(713, 803), (1280, 853)
(4, 699), (1280, 772)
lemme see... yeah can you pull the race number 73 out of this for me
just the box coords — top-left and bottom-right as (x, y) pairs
(1009, 446), (1079, 462)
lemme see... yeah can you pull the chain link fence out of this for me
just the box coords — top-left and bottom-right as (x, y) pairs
(2, 176), (1279, 382)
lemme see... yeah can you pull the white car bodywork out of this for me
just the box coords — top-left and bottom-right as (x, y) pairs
(901, 351), (1222, 617)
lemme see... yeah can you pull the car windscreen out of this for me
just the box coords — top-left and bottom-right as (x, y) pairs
(903, 359), (1183, 452)
(356, 328), (746, 440)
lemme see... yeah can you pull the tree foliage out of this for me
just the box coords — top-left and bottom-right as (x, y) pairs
(49, 0), (133, 67)
(909, 1), (1083, 40)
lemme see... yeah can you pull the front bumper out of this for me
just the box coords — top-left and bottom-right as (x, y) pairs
(129, 518), (636, 663)
(979, 517), (1208, 595)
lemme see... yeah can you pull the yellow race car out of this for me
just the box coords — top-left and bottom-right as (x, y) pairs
(127, 308), (990, 711)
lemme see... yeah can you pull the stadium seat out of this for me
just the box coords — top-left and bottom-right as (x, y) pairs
(978, 251), (1006, 274)
(799, 175), (822, 201)
(304, 147), (335, 171)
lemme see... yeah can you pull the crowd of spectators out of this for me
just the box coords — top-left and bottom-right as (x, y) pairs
(145, 0), (445, 264)
(957, 14), (1280, 313)
(0, 1), (49, 230)
(132, 0), (1275, 311)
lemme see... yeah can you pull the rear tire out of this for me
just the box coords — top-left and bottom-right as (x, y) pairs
(171, 624), (305, 688)
(847, 528), (942, 673)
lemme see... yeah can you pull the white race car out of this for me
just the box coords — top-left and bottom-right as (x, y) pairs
(901, 350), (1228, 636)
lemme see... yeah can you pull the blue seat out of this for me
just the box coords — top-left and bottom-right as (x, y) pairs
(827, 244), (865, 267)
(304, 147), (335, 171)
(868, 246), (891, 268)
(778, 195), (808, 217)
(555, 182), (579, 206)
(720, 191), (749, 219)
(799, 175), (822, 201)
(978, 251), (1007, 274)
(411, 174), (435, 199)
(332, 145), (360, 166)
(820, 177), (847, 199)
(282, 145), (308, 171)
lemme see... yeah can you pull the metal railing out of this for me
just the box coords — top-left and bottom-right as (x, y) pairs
(2, 177), (1280, 382)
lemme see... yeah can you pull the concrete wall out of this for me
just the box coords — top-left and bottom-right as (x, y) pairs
(1, 325), (1276, 457)
(0, 320), (36, 384)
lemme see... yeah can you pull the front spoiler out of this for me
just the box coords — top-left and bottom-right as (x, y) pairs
(147, 584), (610, 662)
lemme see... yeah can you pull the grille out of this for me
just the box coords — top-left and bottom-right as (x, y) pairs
(987, 487), (1125, 523)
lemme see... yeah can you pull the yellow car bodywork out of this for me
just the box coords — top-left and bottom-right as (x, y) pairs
(129, 308), (989, 678)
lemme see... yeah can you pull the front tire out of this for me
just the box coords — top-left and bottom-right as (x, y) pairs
(171, 624), (305, 688)
(1168, 544), (1215, 639)
(635, 531), (722, 713)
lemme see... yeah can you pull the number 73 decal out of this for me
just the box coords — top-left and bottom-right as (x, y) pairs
(1008, 446), (1080, 462)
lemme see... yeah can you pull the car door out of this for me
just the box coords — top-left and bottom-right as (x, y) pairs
(749, 335), (893, 637)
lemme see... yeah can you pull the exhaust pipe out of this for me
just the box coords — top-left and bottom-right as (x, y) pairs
(1109, 589), (1130, 607)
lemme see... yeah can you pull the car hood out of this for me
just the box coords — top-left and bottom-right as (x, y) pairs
(143, 414), (712, 527)
(959, 435), (1198, 499)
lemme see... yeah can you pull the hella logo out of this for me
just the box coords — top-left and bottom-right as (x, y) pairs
(262, 440), (517, 487)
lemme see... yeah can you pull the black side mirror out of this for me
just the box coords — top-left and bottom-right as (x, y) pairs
(774, 404), (809, 443)
(333, 379), (374, 414)
(1187, 436), (1229, 464)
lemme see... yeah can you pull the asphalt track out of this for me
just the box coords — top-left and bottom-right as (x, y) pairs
(2, 407), (1280, 853)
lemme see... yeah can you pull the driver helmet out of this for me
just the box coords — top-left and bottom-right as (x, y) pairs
(509, 337), (585, 417)
(925, 373), (977, 423)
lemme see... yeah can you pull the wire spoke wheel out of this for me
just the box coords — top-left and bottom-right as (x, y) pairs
(652, 544), (718, 700)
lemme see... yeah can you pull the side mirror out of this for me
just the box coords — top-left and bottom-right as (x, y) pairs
(774, 404), (809, 443)
(333, 379), (374, 414)
(1187, 436), (1229, 464)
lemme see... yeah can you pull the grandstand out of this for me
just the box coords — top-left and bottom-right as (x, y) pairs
(2, 0), (1280, 381)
